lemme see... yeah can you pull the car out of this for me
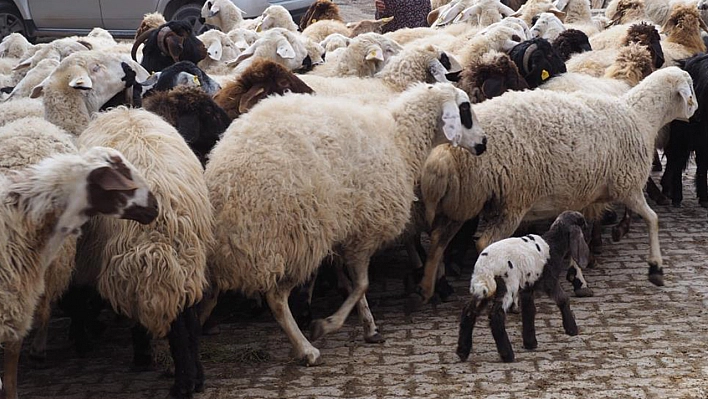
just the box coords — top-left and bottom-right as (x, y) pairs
(0, 0), (312, 41)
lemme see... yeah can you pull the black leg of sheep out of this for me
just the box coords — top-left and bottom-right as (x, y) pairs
(167, 306), (201, 399)
(488, 279), (514, 363)
(695, 141), (708, 207)
(455, 297), (489, 362)
(520, 288), (538, 350)
(130, 325), (154, 371)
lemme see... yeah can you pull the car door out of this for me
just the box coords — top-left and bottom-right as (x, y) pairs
(27, 0), (102, 29)
(100, 0), (160, 30)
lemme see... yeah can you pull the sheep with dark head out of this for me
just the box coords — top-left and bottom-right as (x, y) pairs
(141, 61), (221, 97)
(625, 22), (664, 69)
(552, 29), (592, 62)
(456, 211), (588, 363)
(214, 59), (314, 119)
(300, 0), (344, 31)
(508, 37), (566, 88)
(458, 51), (529, 103)
(131, 20), (207, 73)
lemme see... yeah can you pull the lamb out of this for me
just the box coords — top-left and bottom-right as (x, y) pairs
(228, 28), (310, 74)
(214, 58), (314, 119)
(131, 20), (208, 73)
(143, 86), (232, 166)
(414, 67), (697, 307)
(456, 211), (588, 363)
(530, 12), (567, 40)
(309, 32), (403, 77)
(457, 50), (529, 102)
(197, 29), (241, 75)
(75, 107), (213, 399)
(2, 58), (59, 101)
(552, 28), (592, 61)
(204, 82), (487, 366)
(0, 146), (158, 399)
(508, 37), (567, 88)
(256, 5), (299, 32)
(202, 0), (246, 32)
(299, 0), (345, 31)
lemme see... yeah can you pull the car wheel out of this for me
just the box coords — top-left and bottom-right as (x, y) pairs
(0, 4), (28, 41)
(171, 3), (204, 33)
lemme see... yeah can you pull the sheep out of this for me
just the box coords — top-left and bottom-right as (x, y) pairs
(0, 33), (33, 59)
(347, 17), (397, 37)
(456, 211), (588, 363)
(197, 29), (241, 75)
(319, 32), (351, 53)
(457, 50), (529, 102)
(299, 0), (345, 31)
(0, 98), (43, 127)
(228, 28), (310, 74)
(131, 20), (208, 73)
(140, 60), (221, 97)
(554, 0), (603, 35)
(13, 38), (90, 72)
(256, 5), (299, 32)
(75, 107), (213, 399)
(302, 19), (353, 43)
(0, 145), (158, 399)
(660, 3), (708, 65)
(309, 32), (403, 77)
(552, 29), (592, 61)
(605, 0), (648, 25)
(2, 58), (59, 101)
(441, 0), (517, 28)
(510, 0), (567, 26)
(214, 58), (314, 119)
(143, 86), (232, 166)
(508, 37), (567, 88)
(204, 82), (487, 366)
(530, 12), (567, 40)
(227, 28), (260, 52)
(202, 0), (246, 32)
(413, 67), (697, 307)
(29, 51), (150, 136)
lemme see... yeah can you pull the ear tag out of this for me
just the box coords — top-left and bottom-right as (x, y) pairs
(193, 75), (201, 86)
(541, 70), (550, 80)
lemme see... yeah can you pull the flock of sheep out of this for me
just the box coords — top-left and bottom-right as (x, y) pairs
(0, 0), (705, 397)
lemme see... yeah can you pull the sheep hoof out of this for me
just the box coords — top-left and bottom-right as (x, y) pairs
(574, 287), (594, 298)
(456, 345), (471, 362)
(404, 292), (425, 315)
(523, 340), (538, 350)
(297, 349), (323, 367)
(364, 333), (386, 344)
(500, 352), (515, 363)
(648, 263), (664, 286)
(611, 226), (623, 242)
(310, 319), (328, 341)
(565, 326), (579, 336)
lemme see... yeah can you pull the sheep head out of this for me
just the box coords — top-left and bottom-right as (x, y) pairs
(299, 0), (344, 30)
(132, 20), (208, 73)
(347, 17), (394, 37)
(140, 60), (221, 97)
(548, 211), (589, 269)
(606, 0), (646, 26)
(624, 22), (664, 69)
(509, 37), (566, 88)
(661, 3), (708, 54)
(214, 58), (314, 118)
(551, 28), (591, 61)
(459, 51), (529, 103)
(256, 5), (298, 32)
(430, 83), (487, 155)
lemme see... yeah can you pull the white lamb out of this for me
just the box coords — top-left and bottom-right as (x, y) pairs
(198, 29), (241, 75)
(310, 32), (403, 77)
(202, 0), (246, 32)
(256, 5), (299, 32)
(228, 28), (309, 74)
(530, 12), (567, 40)
(3, 58), (59, 101)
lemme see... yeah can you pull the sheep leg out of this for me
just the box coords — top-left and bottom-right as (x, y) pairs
(29, 294), (51, 364)
(197, 287), (220, 335)
(290, 277), (316, 330)
(489, 277), (514, 362)
(566, 260), (593, 297)
(168, 309), (198, 399)
(546, 280), (578, 336)
(311, 250), (379, 343)
(130, 324), (154, 371)
(404, 235), (424, 270)
(646, 177), (669, 205)
(456, 297), (489, 361)
(623, 191), (664, 286)
(265, 287), (321, 366)
(417, 216), (464, 305)
(2, 339), (21, 399)
(695, 146), (708, 207)
(611, 208), (632, 242)
(520, 287), (537, 349)
(184, 305), (204, 393)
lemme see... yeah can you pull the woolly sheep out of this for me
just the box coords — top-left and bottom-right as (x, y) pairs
(76, 107), (213, 398)
(202, 0), (246, 32)
(458, 50), (529, 102)
(227, 28), (259, 52)
(415, 67), (698, 307)
(0, 33), (33, 59)
(14, 38), (90, 72)
(136, 12), (167, 40)
(228, 28), (310, 74)
(141, 61), (221, 97)
(456, 211), (588, 363)
(310, 32), (403, 77)
(205, 82), (487, 365)
(0, 146), (158, 399)
(0, 98), (43, 126)
(132, 20), (208, 73)
(510, 0), (566, 26)
(3, 58), (59, 101)
(605, 0), (648, 25)
(197, 30), (241, 75)
(256, 5), (299, 32)
(302, 19), (352, 43)
(554, 0), (603, 35)
(530, 12), (567, 40)
(552, 28), (592, 61)
(319, 32), (351, 53)
(508, 37), (567, 88)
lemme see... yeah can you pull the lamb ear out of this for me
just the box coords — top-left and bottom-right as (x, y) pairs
(553, 0), (569, 11)
(276, 40), (296, 59)
(678, 83), (698, 121)
(228, 45), (255, 66)
(69, 73), (93, 90)
(569, 226), (589, 268)
(88, 166), (139, 191)
(30, 75), (51, 98)
(454, 5), (481, 23)
(207, 40), (222, 61)
(365, 45), (384, 62)
(429, 59), (450, 83)
(239, 85), (268, 113)
(548, 7), (566, 19)
(441, 100), (463, 145)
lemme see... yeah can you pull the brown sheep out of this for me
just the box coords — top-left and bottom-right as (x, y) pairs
(624, 22), (664, 69)
(135, 12), (167, 41)
(458, 51), (529, 103)
(213, 58), (314, 120)
(299, 0), (344, 31)
(552, 29), (592, 62)
(606, 0), (646, 26)
(662, 3), (708, 57)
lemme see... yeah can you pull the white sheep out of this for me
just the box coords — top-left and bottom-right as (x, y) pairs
(554, 0), (604, 35)
(228, 28), (309, 74)
(530, 12), (567, 40)
(456, 211), (589, 363)
(0, 97), (44, 127)
(13, 38), (90, 71)
(310, 32), (403, 77)
(204, 82), (487, 366)
(202, 0), (246, 32)
(3, 58), (59, 101)
(415, 67), (697, 306)
(319, 32), (351, 53)
(0, 33), (33, 59)
(0, 145), (157, 399)
(303, 19), (352, 42)
(76, 107), (213, 398)
(451, 0), (517, 27)
(256, 5), (299, 32)
(227, 27), (260, 51)
(198, 29), (241, 75)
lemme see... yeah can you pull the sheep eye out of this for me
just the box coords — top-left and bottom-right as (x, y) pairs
(92, 64), (101, 73)
(207, 1), (212, 7)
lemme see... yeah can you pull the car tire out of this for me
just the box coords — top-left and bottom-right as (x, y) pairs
(0, 3), (31, 42)
(171, 3), (204, 33)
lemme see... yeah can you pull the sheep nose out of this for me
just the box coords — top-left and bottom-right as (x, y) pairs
(475, 136), (487, 155)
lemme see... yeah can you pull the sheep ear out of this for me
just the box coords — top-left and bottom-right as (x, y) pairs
(88, 166), (139, 191)
(548, 7), (566, 19)
(207, 40), (223, 61)
(497, 3), (516, 17)
(429, 59), (450, 83)
(165, 35), (185, 62)
(454, 5), (481, 23)
(208, 5), (220, 17)
(69, 73), (93, 90)
(481, 76), (505, 99)
(13, 56), (33, 70)
(441, 100), (463, 145)
(365, 45), (384, 62)
(239, 85), (267, 113)
(569, 226), (589, 268)
(276, 40), (296, 59)
(30, 84), (44, 98)
(553, 0), (569, 11)
(433, 2), (464, 27)
(678, 83), (698, 121)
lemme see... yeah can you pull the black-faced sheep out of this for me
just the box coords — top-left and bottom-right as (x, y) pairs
(131, 20), (208, 73)
(508, 37), (566, 88)
(457, 211), (588, 363)
(552, 29), (592, 62)
(458, 50), (529, 103)
(141, 60), (221, 97)
(143, 86), (232, 167)
(213, 58), (314, 120)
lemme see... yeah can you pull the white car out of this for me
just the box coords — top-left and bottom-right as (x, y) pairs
(0, 0), (312, 40)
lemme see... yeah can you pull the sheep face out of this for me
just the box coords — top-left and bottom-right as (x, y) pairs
(437, 85), (487, 155)
(347, 17), (394, 37)
(256, 5), (296, 32)
(299, 0), (343, 30)
(551, 29), (592, 62)
(509, 38), (566, 88)
(459, 53), (529, 103)
(667, 68), (698, 122)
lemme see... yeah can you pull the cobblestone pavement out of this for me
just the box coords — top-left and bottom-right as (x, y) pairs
(5, 6), (708, 397)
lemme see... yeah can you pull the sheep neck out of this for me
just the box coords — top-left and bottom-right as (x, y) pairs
(43, 87), (91, 136)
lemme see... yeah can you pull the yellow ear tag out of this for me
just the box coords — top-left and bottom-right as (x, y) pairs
(541, 70), (550, 81)
(311, 18), (317, 23)
(193, 75), (201, 86)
